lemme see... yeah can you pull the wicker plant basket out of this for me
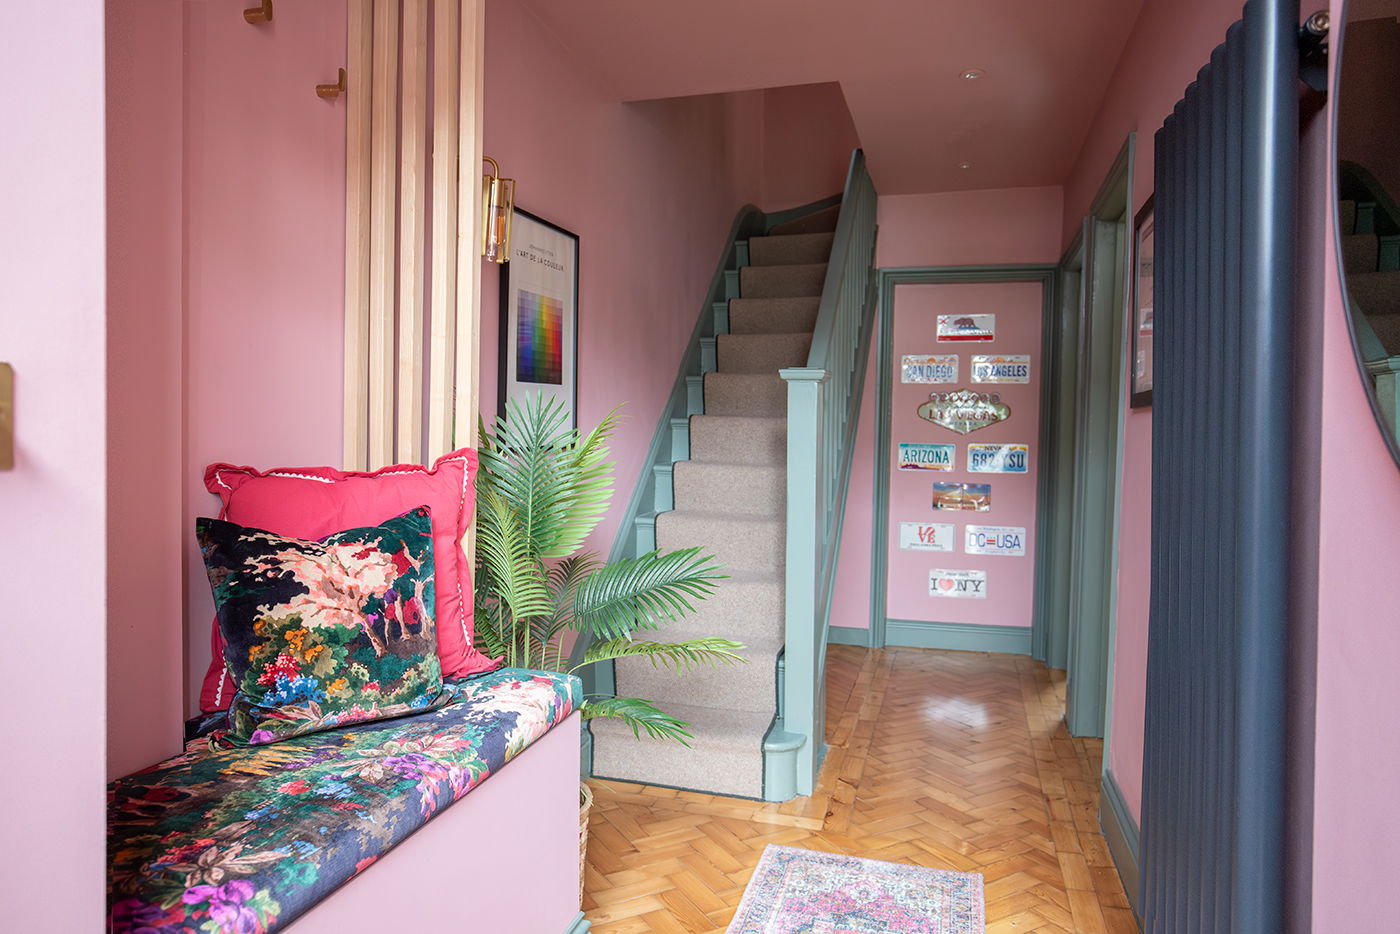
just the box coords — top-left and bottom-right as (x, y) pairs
(579, 781), (594, 908)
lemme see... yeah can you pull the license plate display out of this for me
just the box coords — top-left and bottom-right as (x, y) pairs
(932, 482), (991, 511)
(936, 314), (995, 342)
(964, 525), (1027, 556)
(966, 443), (1029, 473)
(970, 355), (1031, 383)
(898, 442), (955, 471)
(899, 522), (955, 551)
(901, 354), (958, 384)
(929, 568), (987, 598)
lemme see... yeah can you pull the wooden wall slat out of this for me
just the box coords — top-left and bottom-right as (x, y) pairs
(396, 0), (429, 465)
(427, 0), (461, 462)
(454, 0), (485, 451)
(342, 0), (374, 471)
(367, 0), (400, 470)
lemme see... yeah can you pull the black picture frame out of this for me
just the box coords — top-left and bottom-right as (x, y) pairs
(497, 207), (580, 428)
(1130, 193), (1155, 409)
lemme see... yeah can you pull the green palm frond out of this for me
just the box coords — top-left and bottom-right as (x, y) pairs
(580, 697), (693, 745)
(570, 547), (727, 640)
(479, 395), (617, 560)
(542, 406), (622, 557)
(578, 637), (747, 673)
(474, 488), (553, 666)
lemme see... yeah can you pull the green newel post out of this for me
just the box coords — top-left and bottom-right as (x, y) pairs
(780, 366), (830, 796)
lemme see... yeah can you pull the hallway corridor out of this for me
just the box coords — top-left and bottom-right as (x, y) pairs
(582, 645), (1137, 934)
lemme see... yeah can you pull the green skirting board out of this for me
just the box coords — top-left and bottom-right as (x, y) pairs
(884, 619), (1032, 655)
(1098, 768), (1142, 921)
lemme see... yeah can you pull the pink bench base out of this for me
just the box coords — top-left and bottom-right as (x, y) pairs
(284, 711), (586, 934)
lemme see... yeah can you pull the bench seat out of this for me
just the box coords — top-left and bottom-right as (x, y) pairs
(109, 669), (582, 934)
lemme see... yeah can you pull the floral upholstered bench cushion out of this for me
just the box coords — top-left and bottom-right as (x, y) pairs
(108, 669), (580, 934)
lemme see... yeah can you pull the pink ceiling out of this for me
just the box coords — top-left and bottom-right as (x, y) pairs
(519, 0), (1145, 195)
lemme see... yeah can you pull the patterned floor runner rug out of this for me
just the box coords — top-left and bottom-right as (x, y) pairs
(726, 844), (985, 934)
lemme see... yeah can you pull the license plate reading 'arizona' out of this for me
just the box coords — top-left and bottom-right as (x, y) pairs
(898, 443), (955, 471)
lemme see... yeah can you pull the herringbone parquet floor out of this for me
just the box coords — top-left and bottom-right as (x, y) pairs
(581, 645), (1138, 934)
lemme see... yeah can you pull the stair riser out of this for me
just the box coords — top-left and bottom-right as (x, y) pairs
(716, 333), (812, 373)
(688, 416), (787, 465)
(656, 513), (786, 573)
(590, 725), (763, 799)
(748, 231), (835, 267)
(768, 203), (840, 236)
(703, 373), (786, 417)
(616, 648), (780, 714)
(672, 462), (785, 516)
(729, 297), (821, 336)
(739, 263), (827, 299)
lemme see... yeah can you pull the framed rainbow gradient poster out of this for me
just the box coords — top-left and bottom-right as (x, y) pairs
(499, 208), (579, 427)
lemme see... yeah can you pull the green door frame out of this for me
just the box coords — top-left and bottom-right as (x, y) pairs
(869, 265), (1058, 652)
(1063, 134), (1135, 739)
(1035, 227), (1085, 671)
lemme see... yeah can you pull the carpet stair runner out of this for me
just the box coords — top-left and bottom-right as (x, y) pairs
(590, 205), (838, 799)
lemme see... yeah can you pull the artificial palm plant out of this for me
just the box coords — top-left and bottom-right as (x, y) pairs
(473, 395), (744, 744)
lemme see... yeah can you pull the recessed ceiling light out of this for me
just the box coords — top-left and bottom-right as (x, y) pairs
(960, 69), (985, 80)
(958, 163), (973, 170)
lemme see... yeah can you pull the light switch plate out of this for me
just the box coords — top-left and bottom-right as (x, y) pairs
(0, 363), (12, 470)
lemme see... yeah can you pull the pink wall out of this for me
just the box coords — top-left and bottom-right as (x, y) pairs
(0, 0), (109, 927)
(884, 282), (1044, 628)
(761, 83), (861, 211)
(877, 187), (1064, 268)
(478, 0), (855, 560)
(1309, 3), (1400, 927)
(106, 0), (187, 779)
(182, 1), (349, 713)
(1062, 0), (1246, 249)
(1061, 0), (1248, 825)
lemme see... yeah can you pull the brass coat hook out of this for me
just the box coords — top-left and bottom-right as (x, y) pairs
(317, 68), (346, 99)
(244, 0), (272, 24)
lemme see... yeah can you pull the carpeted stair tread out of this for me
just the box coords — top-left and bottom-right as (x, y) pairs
(1347, 271), (1400, 317)
(1344, 233), (1379, 274)
(672, 461), (784, 516)
(729, 297), (822, 335)
(641, 571), (784, 641)
(615, 632), (783, 713)
(1368, 313), (1400, 355)
(749, 231), (836, 267)
(703, 372), (787, 417)
(716, 332), (812, 373)
(656, 510), (785, 572)
(590, 701), (773, 799)
(740, 263), (828, 299)
(688, 415), (786, 464)
(768, 202), (841, 236)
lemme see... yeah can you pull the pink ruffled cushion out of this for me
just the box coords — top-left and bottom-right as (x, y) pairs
(198, 449), (497, 712)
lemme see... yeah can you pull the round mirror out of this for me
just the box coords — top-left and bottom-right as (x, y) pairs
(1336, 0), (1400, 463)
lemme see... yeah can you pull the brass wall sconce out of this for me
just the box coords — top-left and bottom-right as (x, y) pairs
(481, 157), (515, 264)
(317, 68), (346, 99)
(244, 0), (272, 24)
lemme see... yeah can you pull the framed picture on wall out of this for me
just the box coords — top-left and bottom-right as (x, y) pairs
(498, 209), (580, 428)
(1130, 194), (1154, 408)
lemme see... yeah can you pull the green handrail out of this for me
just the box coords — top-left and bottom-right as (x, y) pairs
(780, 150), (879, 794)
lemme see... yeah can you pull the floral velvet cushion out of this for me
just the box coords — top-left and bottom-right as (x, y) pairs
(198, 449), (496, 713)
(196, 506), (450, 746)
